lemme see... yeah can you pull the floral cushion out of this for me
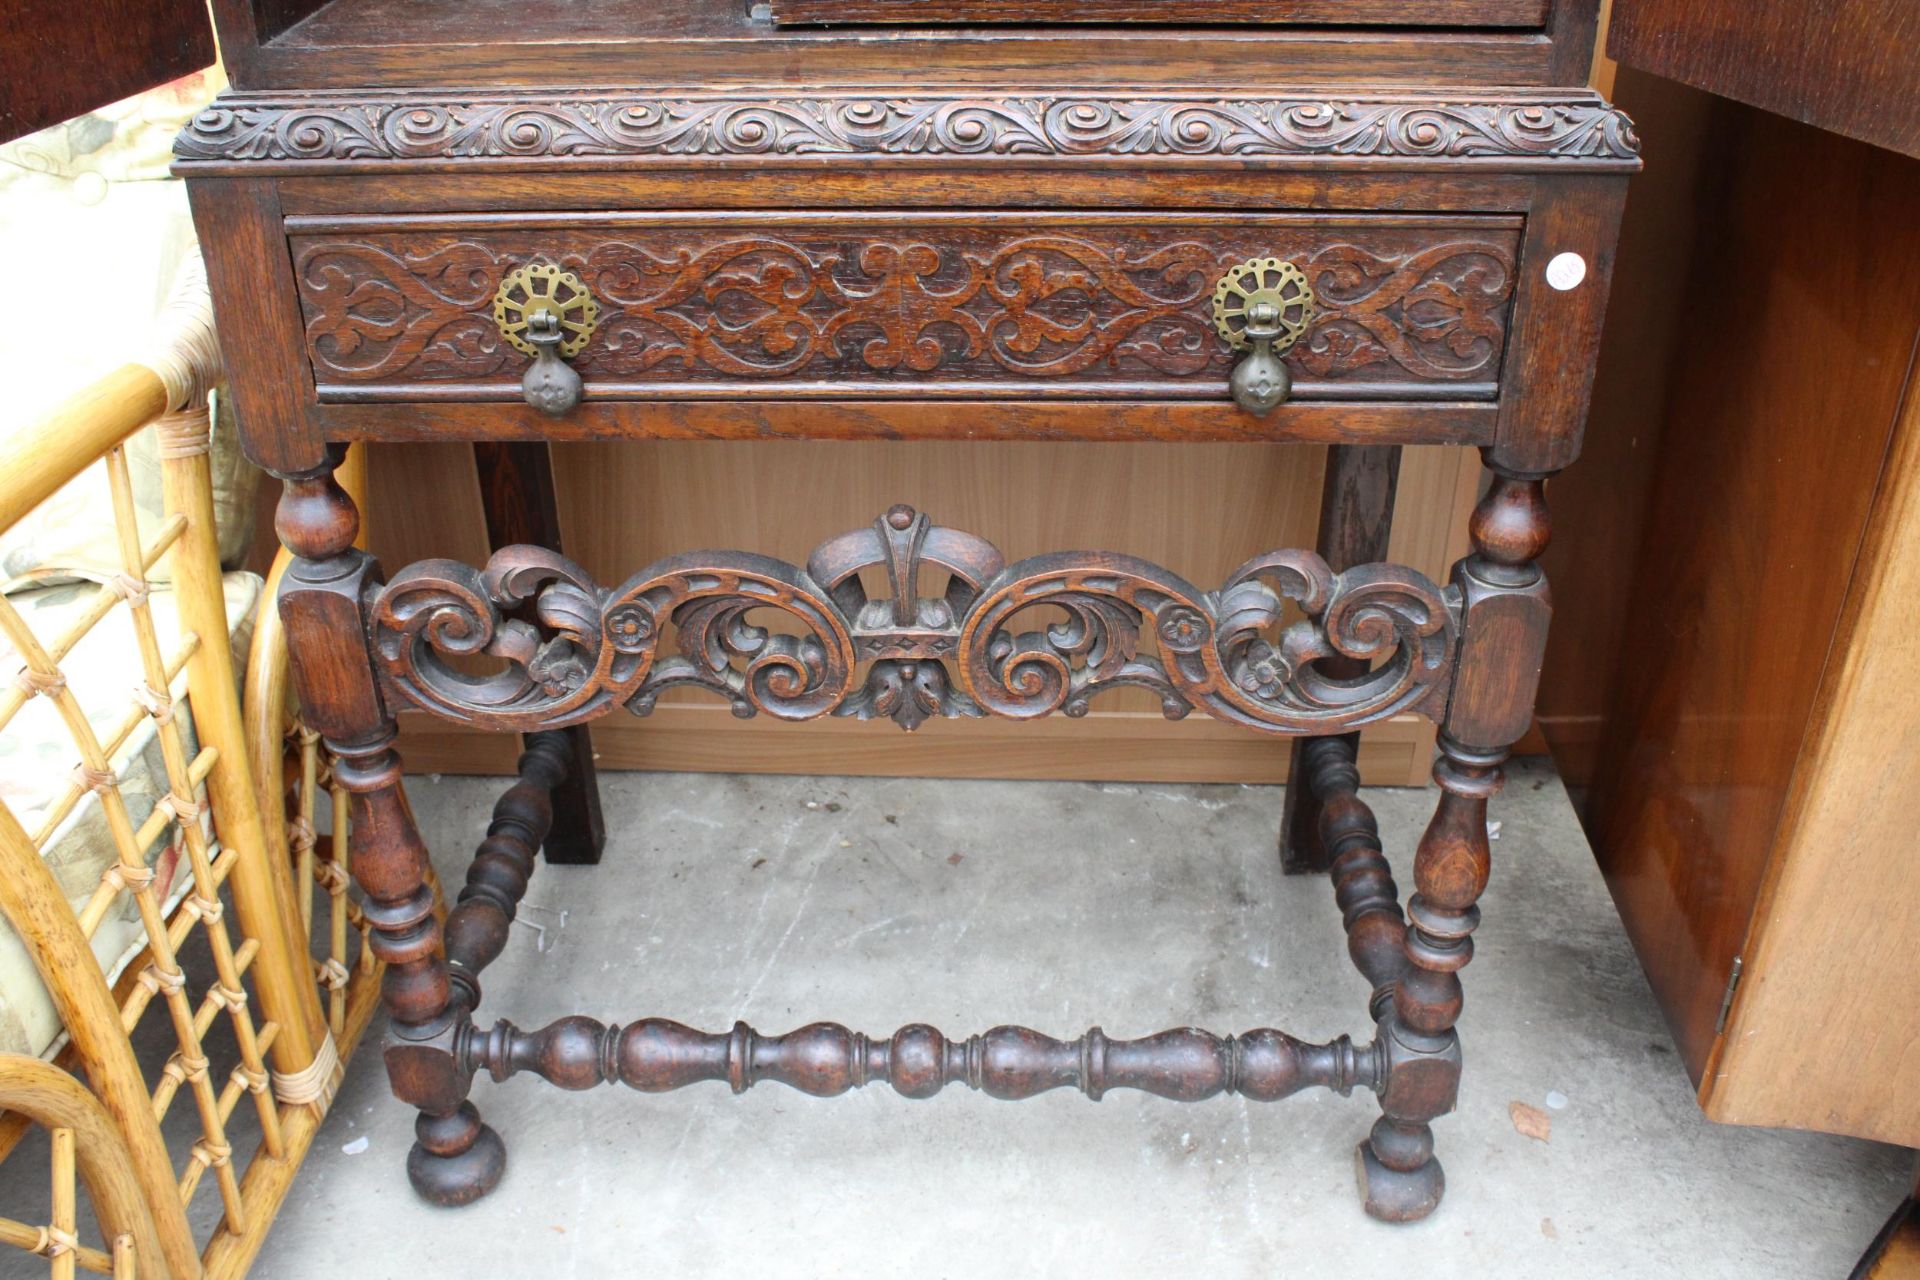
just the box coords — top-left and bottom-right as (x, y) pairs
(0, 572), (261, 1057)
(0, 69), (257, 588)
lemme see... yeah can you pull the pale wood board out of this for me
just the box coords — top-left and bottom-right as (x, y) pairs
(1705, 364), (1920, 1147)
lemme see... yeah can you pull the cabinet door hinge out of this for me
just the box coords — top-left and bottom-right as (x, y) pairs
(1714, 956), (1745, 1035)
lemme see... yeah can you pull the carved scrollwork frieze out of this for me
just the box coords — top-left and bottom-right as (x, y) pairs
(367, 507), (1457, 736)
(176, 92), (1641, 168)
(290, 224), (1521, 392)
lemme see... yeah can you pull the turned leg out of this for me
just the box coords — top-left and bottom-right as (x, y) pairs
(1358, 460), (1552, 1222)
(409, 731), (571, 1202)
(443, 732), (572, 1009)
(1300, 736), (1408, 1020)
(473, 442), (606, 865)
(273, 461), (496, 1205)
(1281, 444), (1402, 873)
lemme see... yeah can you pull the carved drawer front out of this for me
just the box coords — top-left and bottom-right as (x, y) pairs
(288, 213), (1523, 405)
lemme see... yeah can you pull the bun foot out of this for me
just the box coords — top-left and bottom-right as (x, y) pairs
(407, 1102), (506, 1207)
(1355, 1122), (1445, 1222)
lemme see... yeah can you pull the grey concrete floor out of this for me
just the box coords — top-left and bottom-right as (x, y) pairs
(10, 762), (1912, 1277)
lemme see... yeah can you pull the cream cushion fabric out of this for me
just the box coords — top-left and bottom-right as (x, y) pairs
(0, 573), (262, 1057)
(0, 69), (256, 586)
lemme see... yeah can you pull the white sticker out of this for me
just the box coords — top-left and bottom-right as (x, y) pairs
(1546, 252), (1588, 291)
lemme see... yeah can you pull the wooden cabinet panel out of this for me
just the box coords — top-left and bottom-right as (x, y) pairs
(209, 0), (1594, 89)
(0, 0), (214, 144)
(1608, 0), (1920, 157)
(1709, 362), (1920, 1146)
(765, 0), (1549, 25)
(1570, 92), (1920, 1143)
(1535, 69), (1719, 779)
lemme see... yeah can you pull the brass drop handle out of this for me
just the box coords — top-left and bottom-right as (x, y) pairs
(493, 262), (599, 417)
(1212, 258), (1316, 416)
(520, 310), (582, 417)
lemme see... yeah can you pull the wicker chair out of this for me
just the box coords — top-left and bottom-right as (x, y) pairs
(0, 254), (390, 1279)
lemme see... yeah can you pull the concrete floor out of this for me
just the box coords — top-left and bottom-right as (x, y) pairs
(12, 762), (1914, 1276)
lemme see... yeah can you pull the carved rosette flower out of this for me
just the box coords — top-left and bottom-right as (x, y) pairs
(605, 602), (655, 653)
(528, 640), (590, 697)
(1156, 606), (1209, 653)
(1235, 640), (1295, 701)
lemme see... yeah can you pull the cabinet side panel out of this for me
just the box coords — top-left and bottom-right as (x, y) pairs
(1608, 0), (1920, 158)
(1706, 337), (1920, 1147)
(1583, 109), (1920, 1082)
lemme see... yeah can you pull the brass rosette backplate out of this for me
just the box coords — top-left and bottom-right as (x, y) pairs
(1211, 258), (1316, 354)
(493, 262), (600, 359)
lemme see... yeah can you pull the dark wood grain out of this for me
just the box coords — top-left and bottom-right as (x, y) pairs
(472, 444), (606, 867)
(442, 735), (569, 995)
(175, 89), (1638, 173)
(765, 0), (1547, 24)
(187, 179), (328, 474)
(1541, 0), (1602, 86)
(1358, 452), (1549, 1222)
(275, 462), (505, 1204)
(1534, 69), (1719, 782)
(1300, 735), (1406, 1003)
(269, 169), (1546, 218)
(252, 0), (328, 40)
(0, 0), (213, 144)
(470, 1016), (1377, 1102)
(1444, 472), (1552, 748)
(205, 0), (1589, 91)
(1489, 174), (1629, 473)
(305, 398), (1498, 449)
(1608, 0), (1920, 158)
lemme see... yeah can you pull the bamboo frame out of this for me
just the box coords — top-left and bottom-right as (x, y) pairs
(0, 254), (392, 1279)
(0, 1055), (156, 1278)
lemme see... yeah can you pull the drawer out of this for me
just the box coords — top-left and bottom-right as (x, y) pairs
(288, 212), (1523, 406)
(764, 0), (1549, 27)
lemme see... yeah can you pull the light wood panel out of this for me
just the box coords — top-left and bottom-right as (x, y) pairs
(356, 439), (1478, 783)
(1703, 353), (1920, 1147)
